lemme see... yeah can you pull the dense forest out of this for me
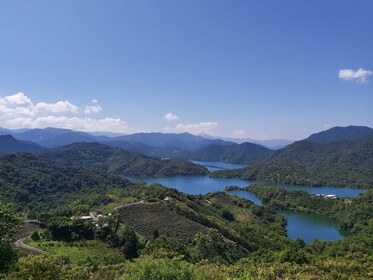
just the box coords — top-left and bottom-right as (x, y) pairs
(38, 142), (208, 177)
(0, 153), (130, 212)
(212, 136), (373, 188)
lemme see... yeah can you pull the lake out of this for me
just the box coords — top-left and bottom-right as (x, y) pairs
(130, 160), (365, 243)
(277, 210), (350, 244)
(190, 160), (247, 172)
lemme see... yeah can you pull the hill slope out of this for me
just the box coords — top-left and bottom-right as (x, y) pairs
(116, 202), (208, 241)
(38, 142), (208, 177)
(0, 153), (130, 211)
(183, 142), (273, 164)
(0, 135), (45, 153)
(306, 125), (373, 144)
(212, 136), (373, 188)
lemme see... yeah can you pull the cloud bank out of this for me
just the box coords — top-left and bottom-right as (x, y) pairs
(0, 92), (128, 132)
(339, 68), (372, 83)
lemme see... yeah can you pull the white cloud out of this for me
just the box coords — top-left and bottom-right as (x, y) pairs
(163, 112), (179, 121)
(84, 100), (102, 114)
(175, 121), (218, 135)
(32, 116), (128, 132)
(339, 68), (373, 83)
(35, 101), (79, 113)
(84, 105), (102, 114)
(0, 92), (128, 132)
(233, 129), (246, 137)
(3, 92), (32, 105)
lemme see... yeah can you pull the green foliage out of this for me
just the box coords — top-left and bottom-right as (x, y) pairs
(30, 230), (41, 241)
(141, 235), (189, 260)
(0, 203), (22, 273)
(221, 210), (234, 221)
(119, 257), (195, 280)
(8, 254), (64, 280)
(120, 227), (140, 259)
(0, 203), (22, 245)
(39, 142), (208, 177)
(26, 240), (125, 266)
(0, 153), (129, 212)
(192, 228), (229, 263)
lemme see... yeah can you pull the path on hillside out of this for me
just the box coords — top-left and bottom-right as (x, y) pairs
(15, 237), (44, 255)
(114, 200), (144, 210)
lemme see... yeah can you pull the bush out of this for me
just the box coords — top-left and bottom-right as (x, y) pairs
(31, 231), (41, 241)
(120, 257), (195, 280)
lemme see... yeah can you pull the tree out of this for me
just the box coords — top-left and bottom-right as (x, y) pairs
(0, 202), (22, 273)
(8, 255), (64, 280)
(192, 229), (226, 263)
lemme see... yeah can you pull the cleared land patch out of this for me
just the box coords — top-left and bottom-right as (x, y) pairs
(116, 202), (207, 241)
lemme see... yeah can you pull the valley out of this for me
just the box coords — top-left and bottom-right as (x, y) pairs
(1, 125), (372, 279)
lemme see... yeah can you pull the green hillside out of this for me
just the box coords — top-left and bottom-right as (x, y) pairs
(212, 136), (373, 188)
(0, 153), (129, 211)
(183, 142), (273, 164)
(38, 142), (208, 177)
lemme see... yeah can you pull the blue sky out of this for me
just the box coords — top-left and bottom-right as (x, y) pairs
(0, 0), (372, 140)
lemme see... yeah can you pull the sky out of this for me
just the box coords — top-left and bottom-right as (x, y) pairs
(0, 0), (372, 140)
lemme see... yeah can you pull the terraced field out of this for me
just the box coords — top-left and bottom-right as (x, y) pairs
(116, 202), (207, 241)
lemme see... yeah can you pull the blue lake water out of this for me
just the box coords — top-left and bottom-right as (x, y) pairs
(130, 161), (365, 243)
(142, 175), (364, 198)
(191, 160), (247, 172)
(277, 210), (350, 244)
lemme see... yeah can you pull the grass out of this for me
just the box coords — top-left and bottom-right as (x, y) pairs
(26, 239), (125, 265)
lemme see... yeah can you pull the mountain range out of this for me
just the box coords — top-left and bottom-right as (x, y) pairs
(0, 127), (277, 163)
(1, 125), (373, 184)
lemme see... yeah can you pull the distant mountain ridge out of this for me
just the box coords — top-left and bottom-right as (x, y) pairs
(0, 135), (45, 154)
(0, 127), (96, 147)
(111, 132), (234, 151)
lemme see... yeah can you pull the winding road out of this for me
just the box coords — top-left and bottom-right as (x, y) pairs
(15, 237), (44, 255)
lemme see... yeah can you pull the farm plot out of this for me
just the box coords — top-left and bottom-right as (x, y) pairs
(116, 202), (207, 241)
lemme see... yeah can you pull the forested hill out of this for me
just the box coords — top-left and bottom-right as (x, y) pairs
(182, 142), (273, 164)
(0, 135), (45, 154)
(306, 125), (373, 143)
(211, 136), (373, 188)
(0, 153), (130, 211)
(38, 142), (208, 177)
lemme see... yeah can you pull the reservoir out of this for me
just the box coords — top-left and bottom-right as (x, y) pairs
(131, 160), (364, 243)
